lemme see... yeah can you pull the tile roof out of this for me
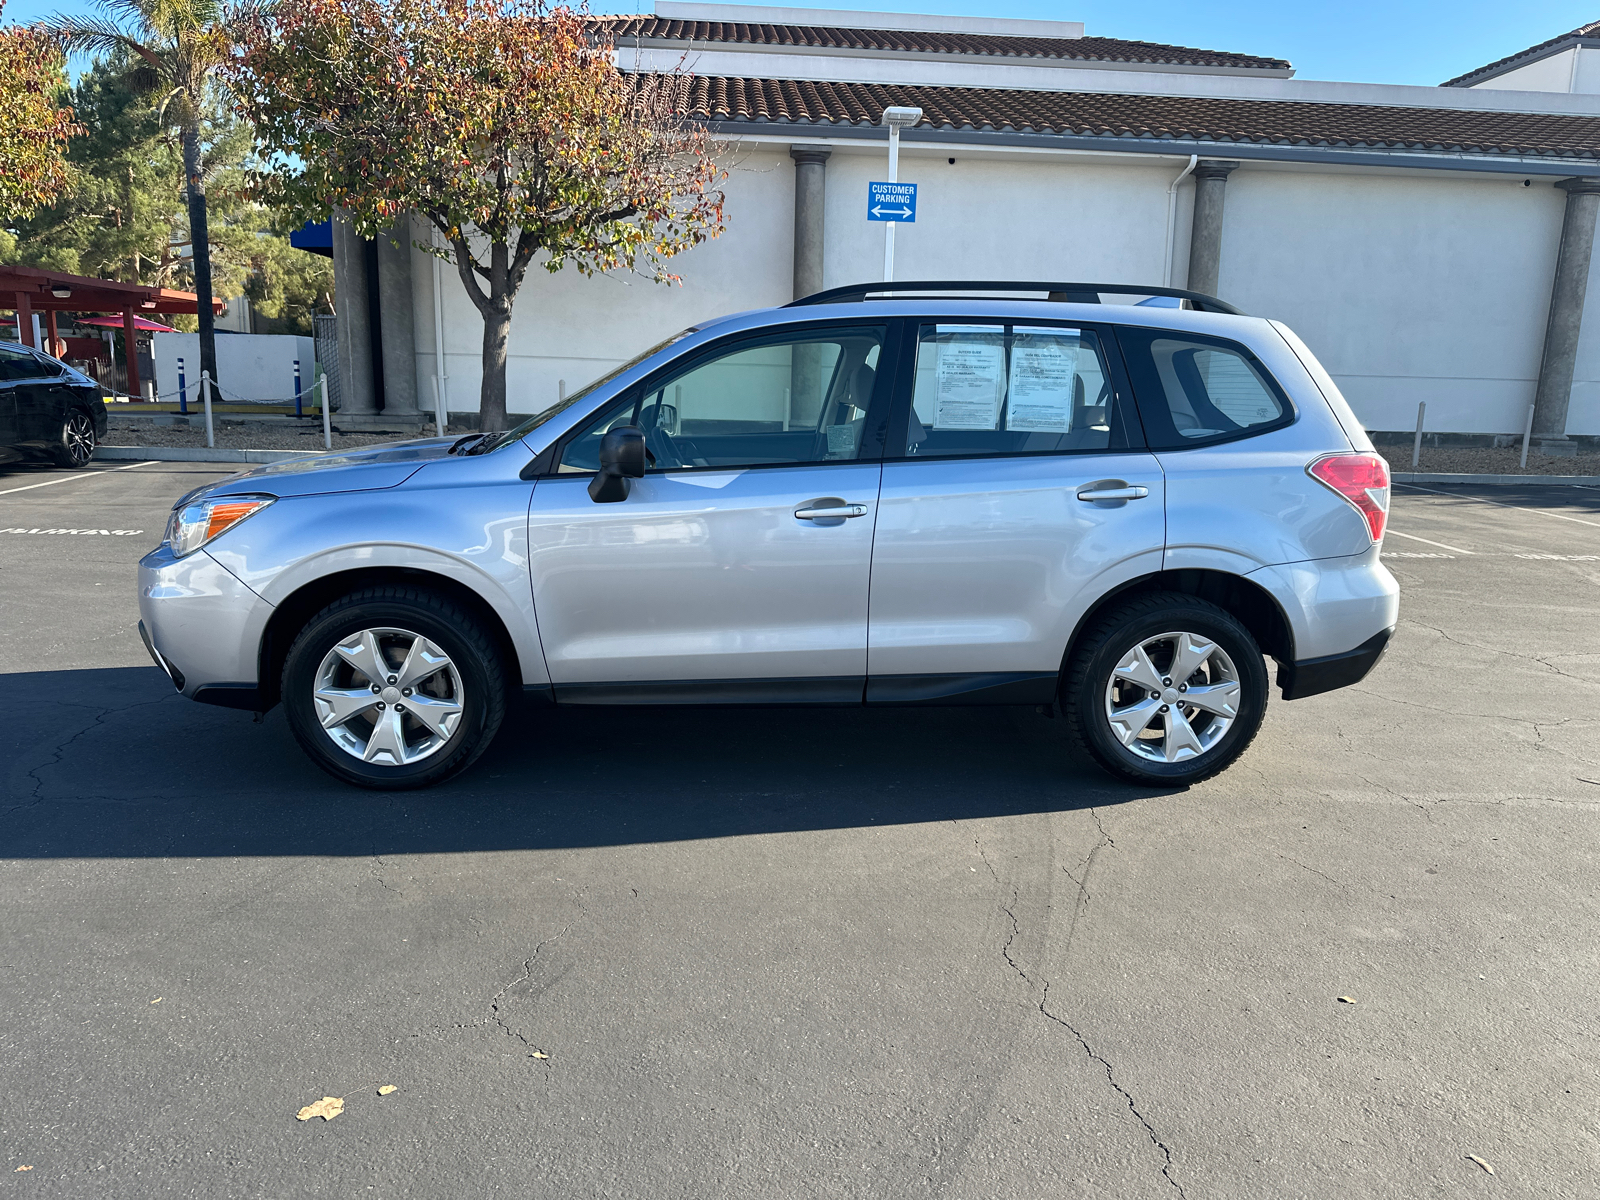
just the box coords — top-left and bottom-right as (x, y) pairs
(601, 16), (1292, 73)
(1443, 20), (1600, 88)
(663, 75), (1600, 160)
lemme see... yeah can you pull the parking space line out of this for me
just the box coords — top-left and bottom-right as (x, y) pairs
(1394, 483), (1600, 531)
(1387, 529), (1474, 554)
(0, 460), (157, 497)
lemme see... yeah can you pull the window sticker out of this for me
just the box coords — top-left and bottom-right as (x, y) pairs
(932, 327), (1005, 430)
(1006, 328), (1079, 433)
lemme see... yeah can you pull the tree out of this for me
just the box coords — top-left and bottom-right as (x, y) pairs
(231, 0), (725, 432)
(44, 0), (231, 385)
(0, 1), (76, 222)
(2, 56), (332, 336)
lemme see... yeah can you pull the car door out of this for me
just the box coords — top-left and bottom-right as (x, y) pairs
(10, 348), (59, 443)
(865, 318), (1166, 703)
(0, 345), (29, 456)
(526, 322), (896, 703)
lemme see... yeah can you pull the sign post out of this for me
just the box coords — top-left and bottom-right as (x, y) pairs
(875, 106), (923, 283)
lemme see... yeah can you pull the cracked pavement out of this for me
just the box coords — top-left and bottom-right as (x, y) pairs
(1, 463), (1598, 1197)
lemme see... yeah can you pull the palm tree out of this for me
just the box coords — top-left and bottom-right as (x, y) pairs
(44, 0), (228, 389)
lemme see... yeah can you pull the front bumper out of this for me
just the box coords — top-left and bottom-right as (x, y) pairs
(139, 543), (274, 708)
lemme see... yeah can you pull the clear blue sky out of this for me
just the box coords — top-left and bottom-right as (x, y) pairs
(6, 0), (1598, 88)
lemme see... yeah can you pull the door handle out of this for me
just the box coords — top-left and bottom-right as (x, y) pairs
(1076, 485), (1150, 502)
(795, 503), (868, 521)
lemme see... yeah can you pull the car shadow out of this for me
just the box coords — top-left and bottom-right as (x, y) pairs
(1, 666), (1169, 859)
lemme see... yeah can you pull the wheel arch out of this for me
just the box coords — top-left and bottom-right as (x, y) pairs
(256, 566), (525, 711)
(1058, 568), (1295, 685)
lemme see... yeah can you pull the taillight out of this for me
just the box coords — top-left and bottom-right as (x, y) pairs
(1307, 452), (1389, 542)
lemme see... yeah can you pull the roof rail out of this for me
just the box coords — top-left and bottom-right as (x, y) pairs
(785, 281), (1243, 316)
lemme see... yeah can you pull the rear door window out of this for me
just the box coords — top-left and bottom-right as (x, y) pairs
(1116, 327), (1292, 448)
(890, 322), (1133, 459)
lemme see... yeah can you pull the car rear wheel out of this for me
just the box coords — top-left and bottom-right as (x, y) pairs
(1063, 593), (1268, 786)
(281, 587), (507, 789)
(51, 408), (96, 468)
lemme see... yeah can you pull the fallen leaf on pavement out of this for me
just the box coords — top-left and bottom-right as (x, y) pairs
(530, 1051), (549, 1060)
(1466, 1154), (1494, 1175)
(150, 998), (162, 1005)
(377, 1085), (397, 1096)
(1337, 996), (1356, 1004)
(15, 1165), (33, 1172)
(296, 1097), (344, 1122)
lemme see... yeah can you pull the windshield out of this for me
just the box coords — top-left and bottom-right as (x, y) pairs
(475, 330), (695, 454)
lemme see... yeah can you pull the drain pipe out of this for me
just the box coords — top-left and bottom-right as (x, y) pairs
(431, 224), (450, 434)
(1164, 155), (1199, 287)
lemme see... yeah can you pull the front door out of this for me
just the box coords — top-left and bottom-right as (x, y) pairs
(527, 323), (893, 703)
(865, 319), (1167, 703)
(0, 346), (31, 458)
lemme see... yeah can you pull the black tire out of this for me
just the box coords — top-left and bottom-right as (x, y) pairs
(1063, 592), (1268, 787)
(281, 586), (507, 789)
(50, 408), (96, 468)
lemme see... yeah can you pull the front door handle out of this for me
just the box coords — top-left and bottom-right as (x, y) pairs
(1076, 485), (1150, 502)
(795, 503), (869, 521)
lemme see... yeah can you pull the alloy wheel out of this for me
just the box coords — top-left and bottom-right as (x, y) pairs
(313, 627), (464, 766)
(64, 412), (95, 466)
(1103, 630), (1241, 764)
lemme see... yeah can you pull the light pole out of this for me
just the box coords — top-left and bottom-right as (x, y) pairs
(881, 106), (922, 283)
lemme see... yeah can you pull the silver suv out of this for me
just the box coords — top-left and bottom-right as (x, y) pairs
(138, 282), (1398, 790)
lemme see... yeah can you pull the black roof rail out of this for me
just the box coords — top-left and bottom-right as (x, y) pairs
(784, 281), (1243, 316)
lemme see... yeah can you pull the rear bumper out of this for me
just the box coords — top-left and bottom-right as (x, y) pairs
(1277, 627), (1393, 700)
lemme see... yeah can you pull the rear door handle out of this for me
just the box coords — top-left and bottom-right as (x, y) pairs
(1076, 485), (1150, 502)
(795, 503), (869, 521)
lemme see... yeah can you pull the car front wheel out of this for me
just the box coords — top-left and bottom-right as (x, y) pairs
(281, 586), (507, 789)
(51, 408), (96, 468)
(1064, 593), (1268, 786)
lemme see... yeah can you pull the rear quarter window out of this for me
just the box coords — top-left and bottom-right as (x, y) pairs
(1116, 327), (1293, 449)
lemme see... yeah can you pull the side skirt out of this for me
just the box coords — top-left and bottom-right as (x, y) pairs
(540, 672), (1060, 707)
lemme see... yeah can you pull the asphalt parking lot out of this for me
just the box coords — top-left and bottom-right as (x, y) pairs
(2, 460), (1597, 1198)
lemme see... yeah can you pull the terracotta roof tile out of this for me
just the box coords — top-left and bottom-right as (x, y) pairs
(600, 16), (1291, 72)
(660, 75), (1600, 159)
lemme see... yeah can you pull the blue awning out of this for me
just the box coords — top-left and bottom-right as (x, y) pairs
(290, 219), (333, 257)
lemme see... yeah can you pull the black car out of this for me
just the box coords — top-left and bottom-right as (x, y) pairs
(0, 341), (108, 468)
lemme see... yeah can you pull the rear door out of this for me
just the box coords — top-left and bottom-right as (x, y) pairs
(0, 346), (29, 456)
(865, 318), (1166, 703)
(526, 322), (895, 702)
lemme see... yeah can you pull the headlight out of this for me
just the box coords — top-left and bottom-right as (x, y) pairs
(165, 494), (275, 557)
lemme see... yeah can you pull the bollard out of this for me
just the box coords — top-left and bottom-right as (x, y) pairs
(201, 369), (215, 449)
(293, 359), (303, 419)
(177, 356), (188, 415)
(320, 376), (332, 451)
(1520, 402), (1536, 470)
(1411, 400), (1426, 469)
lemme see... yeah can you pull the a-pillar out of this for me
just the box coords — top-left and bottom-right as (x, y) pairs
(372, 214), (423, 430)
(790, 146), (831, 300)
(122, 308), (141, 398)
(1531, 177), (1600, 453)
(1186, 160), (1240, 298)
(332, 209), (378, 418)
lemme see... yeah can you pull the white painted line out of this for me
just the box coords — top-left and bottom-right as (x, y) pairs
(1386, 528), (1474, 554)
(0, 460), (156, 497)
(1395, 482), (1600, 530)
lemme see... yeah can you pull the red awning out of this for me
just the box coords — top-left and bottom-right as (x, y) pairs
(73, 314), (179, 332)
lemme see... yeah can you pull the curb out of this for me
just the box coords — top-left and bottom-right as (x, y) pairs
(1392, 471), (1599, 487)
(95, 446), (327, 464)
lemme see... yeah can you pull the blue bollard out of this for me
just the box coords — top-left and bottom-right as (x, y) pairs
(293, 359), (303, 418)
(177, 357), (188, 415)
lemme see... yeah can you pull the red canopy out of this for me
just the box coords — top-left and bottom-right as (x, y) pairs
(74, 314), (178, 332)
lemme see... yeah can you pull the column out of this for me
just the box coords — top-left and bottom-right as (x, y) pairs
(332, 209), (377, 416)
(45, 309), (59, 358)
(790, 146), (831, 300)
(1531, 177), (1600, 450)
(122, 307), (141, 398)
(15, 290), (32, 348)
(1186, 160), (1239, 298)
(374, 214), (422, 427)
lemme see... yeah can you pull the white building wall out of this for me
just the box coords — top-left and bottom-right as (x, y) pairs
(1471, 48), (1580, 93)
(1217, 168), (1570, 434)
(152, 332), (317, 403)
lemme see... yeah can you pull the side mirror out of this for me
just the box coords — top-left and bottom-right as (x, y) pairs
(588, 425), (646, 503)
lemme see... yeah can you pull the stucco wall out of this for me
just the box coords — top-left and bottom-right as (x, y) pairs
(411, 141), (1600, 436)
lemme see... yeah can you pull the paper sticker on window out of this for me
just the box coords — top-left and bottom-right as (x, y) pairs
(934, 335), (1005, 430)
(1006, 331), (1078, 432)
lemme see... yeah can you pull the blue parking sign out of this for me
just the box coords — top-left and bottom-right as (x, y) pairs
(868, 182), (917, 222)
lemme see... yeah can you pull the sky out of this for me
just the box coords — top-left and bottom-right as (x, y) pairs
(6, 0), (1599, 89)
